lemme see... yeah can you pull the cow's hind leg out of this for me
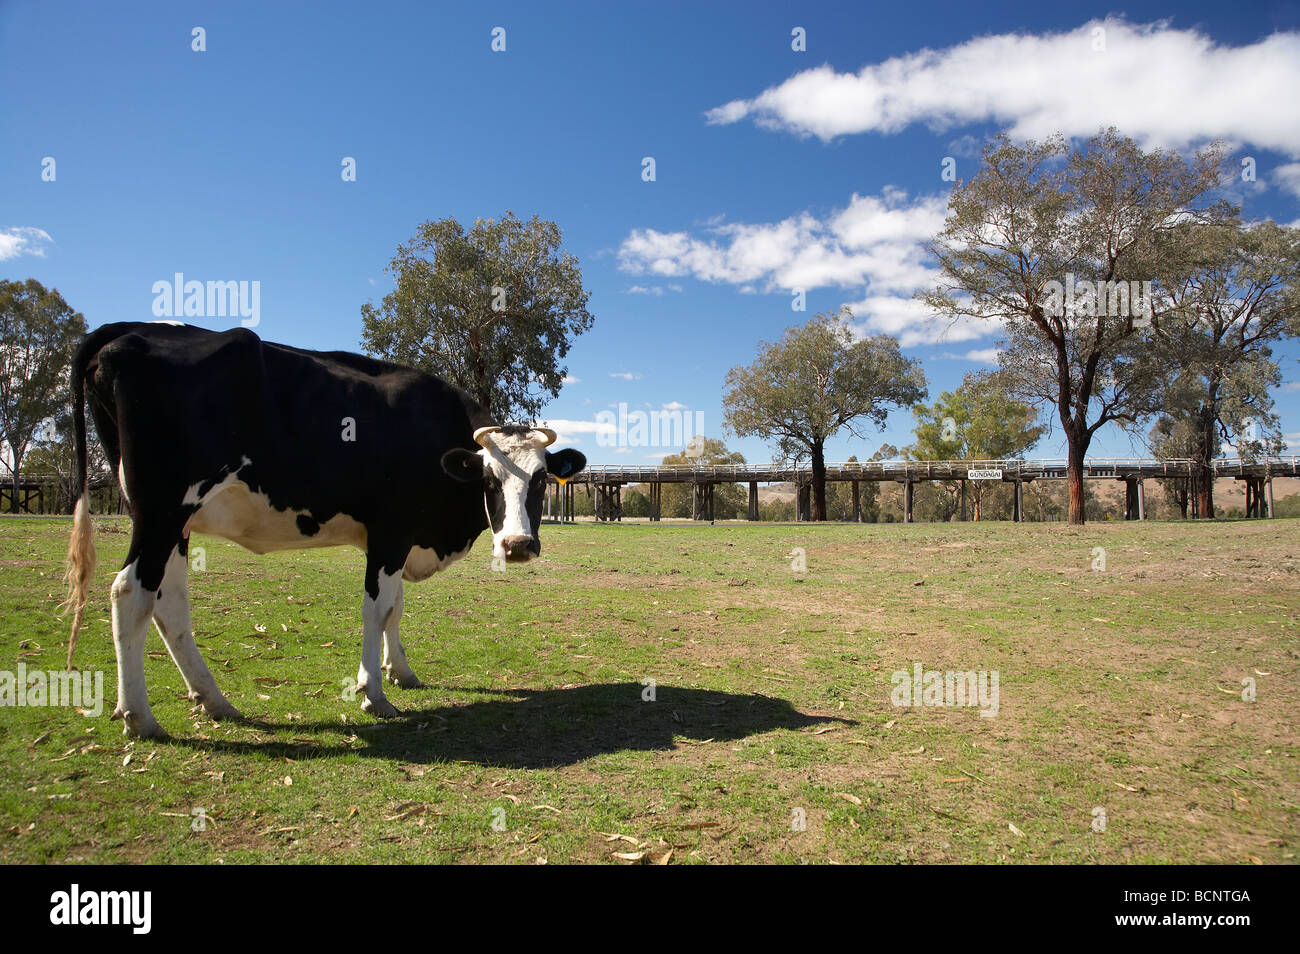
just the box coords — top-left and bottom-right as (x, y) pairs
(381, 580), (424, 688)
(111, 514), (190, 738)
(110, 557), (165, 739)
(153, 543), (243, 721)
(357, 561), (405, 718)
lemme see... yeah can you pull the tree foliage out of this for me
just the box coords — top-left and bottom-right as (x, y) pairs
(658, 437), (746, 519)
(361, 211), (593, 422)
(723, 309), (926, 520)
(920, 129), (1227, 524)
(1150, 217), (1299, 515)
(908, 372), (1044, 519)
(0, 279), (86, 512)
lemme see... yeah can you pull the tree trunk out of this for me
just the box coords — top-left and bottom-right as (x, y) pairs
(811, 442), (827, 522)
(9, 450), (22, 514)
(1066, 434), (1088, 525)
(1195, 403), (1215, 519)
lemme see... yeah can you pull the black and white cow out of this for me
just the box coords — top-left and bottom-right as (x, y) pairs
(61, 322), (585, 738)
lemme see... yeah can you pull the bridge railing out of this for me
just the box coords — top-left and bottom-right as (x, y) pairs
(569, 456), (1300, 483)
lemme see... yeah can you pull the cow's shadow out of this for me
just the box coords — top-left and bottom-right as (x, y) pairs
(171, 682), (851, 769)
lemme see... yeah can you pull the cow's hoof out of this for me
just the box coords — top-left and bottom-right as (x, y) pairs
(202, 699), (245, 722)
(384, 668), (426, 689)
(360, 695), (400, 719)
(115, 708), (168, 739)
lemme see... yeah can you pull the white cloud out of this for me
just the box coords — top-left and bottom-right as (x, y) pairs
(1274, 163), (1300, 199)
(947, 134), (982, 158)
(0, 227), (53, 261)
(619, 187), (987, 347)
(609, 371), (643, 380)
(842, 293), (992, 347)
(705, 19), (1300, 157)
(562, 374), (580, 384)
(661, 401), (687, 411)
(537, 417), (618, 446)
(627, 284), (684, 296)
(1279, 381), (1300, 393)
(619, 188), (947, 294)
(938, 347), (1001, 363)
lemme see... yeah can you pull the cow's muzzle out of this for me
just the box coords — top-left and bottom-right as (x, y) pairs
(500, 535), (540, 562)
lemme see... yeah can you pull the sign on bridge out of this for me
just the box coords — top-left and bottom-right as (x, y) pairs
(967, 468), (1004, 480)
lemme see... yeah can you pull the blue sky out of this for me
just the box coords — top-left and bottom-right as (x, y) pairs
(3, 0), (1299, 465)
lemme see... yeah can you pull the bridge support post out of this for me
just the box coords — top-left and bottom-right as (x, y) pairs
(1267, 477), (1275, 518)
(747, 481), (759, 521)
(960, 479), (967, 521)
(1012, 480), (1022, 522)
(649, 482), (661, 521)
(1137, 479), (1145, 520)
(693, 483), (715, 521)
(797, 483), (811, 522)
(851, 480), (861, 522)
(1123, 478), (1140, 520)
(903, 479), (914, 523)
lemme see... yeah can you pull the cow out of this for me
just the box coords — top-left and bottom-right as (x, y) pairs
(60, 322), (586, 738)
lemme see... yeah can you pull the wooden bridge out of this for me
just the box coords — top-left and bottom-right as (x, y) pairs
(6, 456), (1294, 523)
(550, 456), (1299, 523)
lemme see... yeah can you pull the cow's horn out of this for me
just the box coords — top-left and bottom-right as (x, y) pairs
(473, 426), (502, 448)
(533, 427), (558, 447)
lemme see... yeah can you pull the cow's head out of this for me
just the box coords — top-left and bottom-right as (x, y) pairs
(441, 425), (586, 563)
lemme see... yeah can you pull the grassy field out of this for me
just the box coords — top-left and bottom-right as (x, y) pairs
(0, 514), (1296, 864)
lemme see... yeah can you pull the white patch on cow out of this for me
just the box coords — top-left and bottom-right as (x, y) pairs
(478, 433), (546, 559)
(402, 543), (470, 582)
(182, 458), (366, 554)
(181, 456), (252, 506)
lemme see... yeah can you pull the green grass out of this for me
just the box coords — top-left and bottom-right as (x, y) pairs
(0, 515), (1296, 864)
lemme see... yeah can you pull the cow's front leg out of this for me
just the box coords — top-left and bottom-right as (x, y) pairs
(381, 579), (423, 688)
(357, 562), (404, 718)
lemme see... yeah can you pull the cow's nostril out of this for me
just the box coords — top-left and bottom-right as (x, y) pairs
(501, 536), (536, 561)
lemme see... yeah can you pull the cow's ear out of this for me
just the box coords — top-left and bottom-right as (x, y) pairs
(442, 448), (485, 483)
(546, 448), (586, 480)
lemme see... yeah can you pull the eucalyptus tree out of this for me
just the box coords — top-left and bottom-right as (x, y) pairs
(362, 212), (593, 422)
(920, 129), (1226, 524)
(0, 279), (86, 512)
(723, 309), (926, 521)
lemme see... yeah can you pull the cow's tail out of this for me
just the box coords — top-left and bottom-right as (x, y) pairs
(59, 340), (96, 670)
